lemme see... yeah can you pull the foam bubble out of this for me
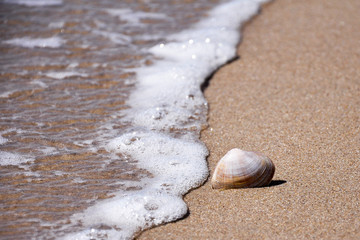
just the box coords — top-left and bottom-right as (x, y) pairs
(0, 151), (33, 166)
(3, 36), (65, 48)
(45, 71), (88, 79)
(64, 191), (187, 240)
(107, 131), (209, 194)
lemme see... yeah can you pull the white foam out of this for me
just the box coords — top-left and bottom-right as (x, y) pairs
(3, 0), (63, 6)
(106, 8), (168, 25)
(39, 146), (57, 155)
(92, 30), (132, 45)
(65, 0), (268, 239)
(45, 71), (88, 79)
(67, 62), (79, 69)
(48, 21), (65, 29)
(72, 177), (86, 184)
(0, 90), (16, 98)
(31, 80), (48, 88)
(0, 135), (8, 145)
(133, 34), (164, 42)
(107, 131), (208, 194)
(0, 151), (33, 166)
(66, 191), (187, 240)
(3, 36), (65, 48)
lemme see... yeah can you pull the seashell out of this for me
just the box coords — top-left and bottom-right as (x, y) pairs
(211, 148), (275, 189)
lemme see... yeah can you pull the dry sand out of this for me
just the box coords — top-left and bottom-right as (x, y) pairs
(139, 0), (360, 239)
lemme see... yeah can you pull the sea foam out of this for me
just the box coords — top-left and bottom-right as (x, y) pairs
(0, 151), (33, 166)
(63, 0), (268, 239)
(3, 36), (65, 48)
(106, 8), (168, 25)
(45, 71), (88, 79)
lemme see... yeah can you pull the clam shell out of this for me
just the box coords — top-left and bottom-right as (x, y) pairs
(211, 148), (275, 189)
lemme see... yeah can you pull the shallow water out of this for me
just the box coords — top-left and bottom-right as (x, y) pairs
(0, 0), (266, 239)
(0, 0), (223, 238)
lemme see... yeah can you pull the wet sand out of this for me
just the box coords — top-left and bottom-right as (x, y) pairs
(139, 0), (360, 239)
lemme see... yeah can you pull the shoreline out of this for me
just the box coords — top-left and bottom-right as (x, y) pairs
(139, 0), (360, 239)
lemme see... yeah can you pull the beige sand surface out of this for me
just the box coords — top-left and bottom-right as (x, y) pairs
(139, 0), (360, 239)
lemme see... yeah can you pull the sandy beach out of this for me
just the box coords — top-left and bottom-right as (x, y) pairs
(139, 0), (360, 239)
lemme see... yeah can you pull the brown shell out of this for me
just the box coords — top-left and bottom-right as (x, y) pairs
(211, 149), (275, 189)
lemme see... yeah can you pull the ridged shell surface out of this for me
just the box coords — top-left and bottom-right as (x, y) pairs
(211, 148), (275, 189)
